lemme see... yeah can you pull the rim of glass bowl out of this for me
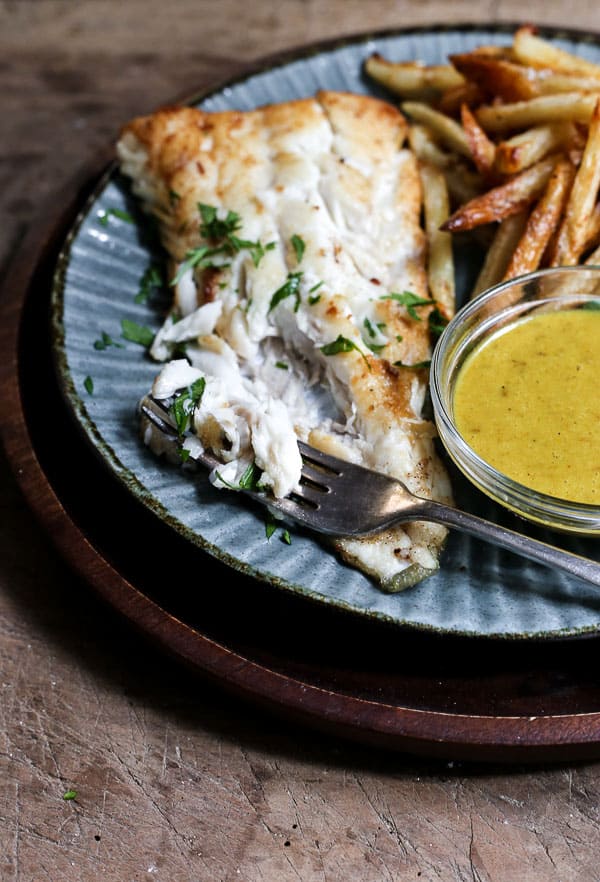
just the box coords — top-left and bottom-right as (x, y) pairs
(429, 266), (600, 534)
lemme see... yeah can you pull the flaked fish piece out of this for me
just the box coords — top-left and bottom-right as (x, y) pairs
(117, 90), (454, 590)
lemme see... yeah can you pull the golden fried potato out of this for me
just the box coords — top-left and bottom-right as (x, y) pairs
(441, 156), (556, 233)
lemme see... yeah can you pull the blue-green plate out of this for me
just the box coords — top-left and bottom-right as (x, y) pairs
(51, 24), (600, 639)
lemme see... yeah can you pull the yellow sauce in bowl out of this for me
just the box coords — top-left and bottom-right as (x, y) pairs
(453, 308), (600, 504)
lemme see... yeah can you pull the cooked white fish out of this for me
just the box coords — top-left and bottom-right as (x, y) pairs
(117, 90), (454, 590)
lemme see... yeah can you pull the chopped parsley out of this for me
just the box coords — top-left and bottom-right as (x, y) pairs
(393, 359), (431, 369)
(169, 378), (206, 437)
(237, 461), (264, 491)
(98, 207), (134, 226)
(308, 294), (321, 305)
(198, 202), (242, 240)
(363, 317), (376, 338)
(268, 272), (303, 313)
(63, 789), (77, 801)
(216, 461), (264, 492)
(265, 514), (292, 544)
(381, 290), (434, 321)
(308, 281), (324, 293)
(428, 306), (449, 340)
(93, 330), (123, 351)
(291, 234), (305, 264)
(83, 376), (94, 395)
(170, 244), (230, 286)
(275, 361), (289, 370)
(228, 235), (274, 268)
(171, 204), (274, 284)
(120, 319), (155, 347)
(320, 334), (370, 369)
(135, 264), (164, 304)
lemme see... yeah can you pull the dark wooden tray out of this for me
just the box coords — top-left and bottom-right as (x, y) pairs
(2, 160), (600, 763)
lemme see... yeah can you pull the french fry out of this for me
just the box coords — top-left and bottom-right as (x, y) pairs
(441, 156), (556, 233)
(470, 212), (528, 298)
(364, 54), (464, 97)
(442, 161), (485, 207)
(513, 26), (600, 80)
(475, 92), (599, 134)
(401, 101), (472, 157)
(408, 123), (453, 168)
(584, 240), (600, 266)
(549, 98), (600, 266)
(582, 201), (600, 255)
(449, 53), (540, 102)
(436, 80), (483, 115)
(460, 103), (496, 177)
(419, 161), (455, 317)
(536, 72), (600, 94)
(372, 29), (600, 314)
(407, 122), (485, 205)
(502, 158), (575, 280)
(494, 122), (575, 175)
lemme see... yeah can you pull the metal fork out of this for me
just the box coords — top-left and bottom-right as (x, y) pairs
(139, 394), (600, 587)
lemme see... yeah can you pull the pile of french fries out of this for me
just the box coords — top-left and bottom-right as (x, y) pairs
(365, 25), (600, 313)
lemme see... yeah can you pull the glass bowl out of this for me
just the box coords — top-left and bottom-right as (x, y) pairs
(430, 266), (600, 534)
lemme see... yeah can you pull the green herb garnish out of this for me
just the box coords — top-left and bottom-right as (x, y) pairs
(170, 244), (230, 286)
(275, 361), (289, 370)
(381, 290), (434, 321)
(265, 513), (291, 544)
(98, 207), (134, 226)
(228, 235), (268, 268)
(169, 377), (206, 437)
(393, 359), (431, 369)
(363, 317), (375, 338)
(83, 376), (94, 395)
(135, 264), (164, 304)
(268, 272), (303, 313)
(320, 334), (370, 369)
(291, 234), (305, 264)
(237, 461), (263, 491)
(198, 203), (242, 240)
(63, 789), (77, 801)
(428, 306), (449, 339)
(215, 461), (264, 492)
(199, 203), (271, 267)
(93, 330), (123, 351)
(171, 204), (273, 285)
(308, 281), (324, 293)
(121, 319), (155, 347)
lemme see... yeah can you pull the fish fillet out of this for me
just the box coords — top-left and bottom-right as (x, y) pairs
(116, 90), (453, 590)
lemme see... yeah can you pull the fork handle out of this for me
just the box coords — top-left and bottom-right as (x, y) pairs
(419, 500), (600, 587)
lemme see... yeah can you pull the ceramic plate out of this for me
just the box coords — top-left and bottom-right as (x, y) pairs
(51, 24), (600, 638)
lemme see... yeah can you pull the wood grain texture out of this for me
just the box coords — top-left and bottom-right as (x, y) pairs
(3, 1), (600, 880)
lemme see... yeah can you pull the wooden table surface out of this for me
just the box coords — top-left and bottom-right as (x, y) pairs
(3, 2), (600, 880)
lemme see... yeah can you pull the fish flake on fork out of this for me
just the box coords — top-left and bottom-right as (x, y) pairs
(138, 393), (600, 588)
